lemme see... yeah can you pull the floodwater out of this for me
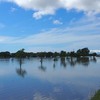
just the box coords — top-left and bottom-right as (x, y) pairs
(0, 57), (100, 100)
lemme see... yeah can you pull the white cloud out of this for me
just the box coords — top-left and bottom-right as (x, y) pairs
(0, 36), (18, 43)
(53, 20), (63, 25)
(90, 50), (100, 53)
(10, 7), (16, 12)
(0, 16), (100, 51)
(33, 93), (54, 100)
(1, 0), (100, 19)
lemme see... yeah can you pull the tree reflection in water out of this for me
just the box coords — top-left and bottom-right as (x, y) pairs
(15, 57), (97, 75)
(60, 56), (97, 68)
(38, 58), (46, 72)
(67, 57), (76, 67)
(76, 57), (90, 66)
(53, 57), (58, 69)
(90, 56), (97, 63)
(60, 57), (67, 68)
(67, 56), (97, 67)
(16, 59), (27, 78)
(52, 56), (97, 70)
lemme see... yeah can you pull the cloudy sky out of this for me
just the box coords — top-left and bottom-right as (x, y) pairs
(0, 0), (100, 52)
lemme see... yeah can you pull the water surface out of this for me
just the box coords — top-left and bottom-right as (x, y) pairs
(0, 57), (100, 100)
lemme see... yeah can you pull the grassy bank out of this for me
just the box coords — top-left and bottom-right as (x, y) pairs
(91, 90), (100, 100)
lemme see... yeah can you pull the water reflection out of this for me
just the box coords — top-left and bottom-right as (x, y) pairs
(76, 57), (90, 66)
(0, 57), (100, 100)
(60, 57), (67, 68)
(53, 57), (58, 69)
(0, 58), (10, 63)
(37, 57), (97, 71)
(16, 59), (27, 78)
(66, 56), (97, 67)
(33, 92), (54, 100)
(67, 57), (76, 67)
(10, 56), (98, 77)
(90, 56), (97, 63)
(38, 58), (46, 72)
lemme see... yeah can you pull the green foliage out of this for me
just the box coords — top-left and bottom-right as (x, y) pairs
(0, 51), (10, 58)
(0, 47), (98, 58)
(70, 51), (76, 57)
(53, 52), (59, 57)
(91, 90), (100, 100)
(60, 51), (67, 57)
(37, 52), (53, 58)
(15, 48), (26, 58)
(77, 48), (90, 56)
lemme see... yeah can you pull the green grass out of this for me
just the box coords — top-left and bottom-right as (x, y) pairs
(91, 90), (100, 100)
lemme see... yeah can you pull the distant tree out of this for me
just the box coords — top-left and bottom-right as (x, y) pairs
(77, 48), (90, 56)
(46, 52), (53, 58)
(53, 52), (59, 57)
(15, 48), (26, 58)
(37, 52), (45, 58)
(60, 51), (67, 57)
(70, 51), (76, 57)
(0, 51), (11, 58)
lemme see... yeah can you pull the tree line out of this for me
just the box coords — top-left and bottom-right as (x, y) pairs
(0, 47), (97, 58)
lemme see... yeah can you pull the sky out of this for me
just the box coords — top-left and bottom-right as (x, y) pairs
(0, 0), (100, 52)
